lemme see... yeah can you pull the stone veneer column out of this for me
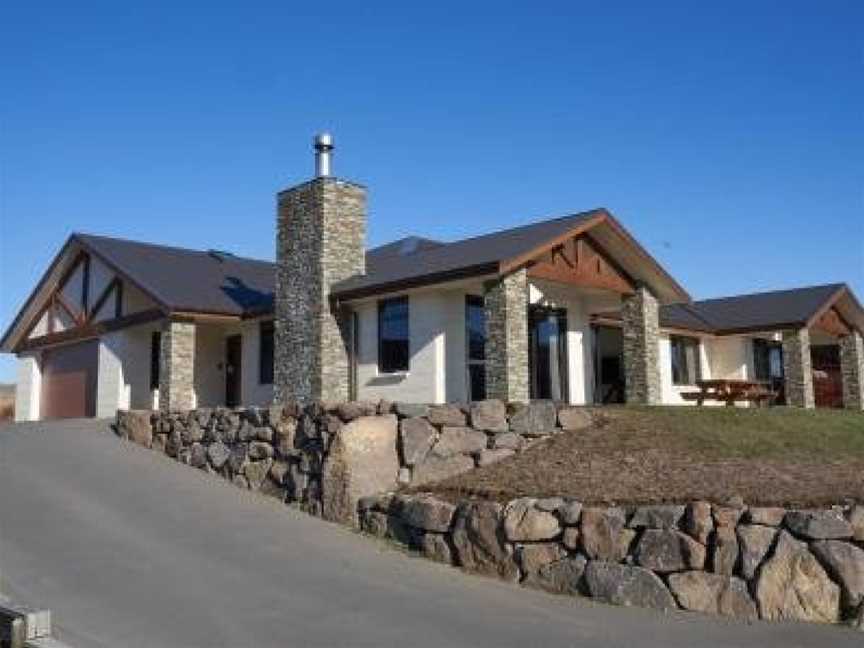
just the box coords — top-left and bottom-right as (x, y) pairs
(159, 320), (196, 411)
(839, 330), (864, 410)
(275, 178), (366, 405)
(782, 328), (815, 409)
(621, 285), (661, 405)
(484, 269), (529, 403)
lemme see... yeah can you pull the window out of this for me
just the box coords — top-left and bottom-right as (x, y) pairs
(753, 339), (783, 382)
(150, 331), (161, 390)
(670, 335), (701, 386)
(259, 320), (274, 385)
(465, 295), (486, 401)
(378, 297), (409, 373)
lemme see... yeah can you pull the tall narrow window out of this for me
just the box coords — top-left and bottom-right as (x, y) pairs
(378, 297), (409, 373)
(150, 331), (161, 390)
(753, 339), (783, 382)
(465, 295), (486, 401)
(670, 335), (701, 386)
(259, 320), (274, 385)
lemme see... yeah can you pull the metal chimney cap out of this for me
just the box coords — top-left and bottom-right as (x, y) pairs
(313, 132), (334, 150)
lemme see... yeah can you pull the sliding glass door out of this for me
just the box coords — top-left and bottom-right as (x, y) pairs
(529, 306), (569, 401)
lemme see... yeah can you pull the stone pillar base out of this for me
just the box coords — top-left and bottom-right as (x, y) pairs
(484, 269), (529, 403)
(622, 286), (661, 405)
(159, 320), (196, 411)
(840, 331), (864, 410)
(782, 328), (814, 409)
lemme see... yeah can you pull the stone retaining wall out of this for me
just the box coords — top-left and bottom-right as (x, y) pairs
(114, 400), (592, 521)
(115, 402), (863, 628)
(360, 493), (864, 629)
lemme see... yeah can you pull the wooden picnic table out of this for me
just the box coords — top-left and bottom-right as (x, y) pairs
(681, 379), (777, 406)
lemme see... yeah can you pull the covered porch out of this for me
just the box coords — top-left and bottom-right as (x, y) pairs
(153, 316), (274, 412)
(481, 213), (689, 405)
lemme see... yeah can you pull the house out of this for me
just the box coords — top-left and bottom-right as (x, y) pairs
(2, 134), (863, 420)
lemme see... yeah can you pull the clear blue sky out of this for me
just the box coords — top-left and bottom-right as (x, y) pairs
(1, 1), (862, 382)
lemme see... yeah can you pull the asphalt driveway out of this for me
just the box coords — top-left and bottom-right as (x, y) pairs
(0, 419), (857, 647)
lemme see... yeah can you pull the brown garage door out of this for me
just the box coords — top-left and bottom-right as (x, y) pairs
(41, 340), (98, 419)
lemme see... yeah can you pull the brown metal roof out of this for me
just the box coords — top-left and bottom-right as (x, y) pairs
(74, 234), (276, 316)
(595, 284), (863, 335)
(669, 284), (850, 334)
(331, 210), (610, 300)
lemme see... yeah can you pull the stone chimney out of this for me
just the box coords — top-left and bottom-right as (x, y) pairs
(274, 133), (366, 404)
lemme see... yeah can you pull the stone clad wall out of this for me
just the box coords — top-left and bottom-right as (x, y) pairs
(159, 320), (195, 411)
(840, 331), (864, 410)
(484, 269), (530, 403)
(115, 400), (592, 518)
(275, 178), (366, 405)
(361, 493), (864, 628)
(621, 286), (661, 405)
(782, 328), (815, 409)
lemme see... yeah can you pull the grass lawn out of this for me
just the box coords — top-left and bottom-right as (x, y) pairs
(419, 406), (864, 507)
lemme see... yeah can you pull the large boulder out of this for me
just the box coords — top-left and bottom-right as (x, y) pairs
(207, 441), (230, 469)
(755, 531), (840, 623)
(516, 542), (567, 577)
(452, 501), (518, 580)
(629, 505), (685, 530)
(810, 540), (864, 609)
(244, 458), (273, 490)
(426, 405), (467, 427)
(508, 401), (557, 436)
(584, 561), (677, 611)
(399, 417), (436, 466)
(118, 410), (153, 448)
(711, 525), (739, 576)
(503, 499), (561, 542)
(411, 455), (475, 486)
(683, 501), (713, 545)
(469, 400), (508, 433)
(635, 529), (706, 573)
(738, 524), (777, 580)
(557, 407), (592, 431)
(397, 495), (457, 533)
(524, 555), (587, 595)
(746, 507), (786, 527)
(784, 510), (853, 540)
(581, 507), (630, 562)
(491, 432), (523, 450)
(430, 427), (487, 458)
(849, 505), (864, 542)
(321, 415), (400, 527)
(668, 572), (757, 619)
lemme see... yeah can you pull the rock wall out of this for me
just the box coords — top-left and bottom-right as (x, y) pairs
(114, 400), (592, 521)
(360, 493), (864, 629)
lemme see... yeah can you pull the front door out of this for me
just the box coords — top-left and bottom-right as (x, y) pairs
(225, 335), (242, 407)
(529, 306), (568, 401)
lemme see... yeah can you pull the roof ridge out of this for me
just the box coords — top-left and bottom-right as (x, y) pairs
(429, 208), (607, 248)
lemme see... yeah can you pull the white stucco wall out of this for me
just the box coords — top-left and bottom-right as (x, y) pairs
(352, 280), (624, 406)
(14, 353), (41, 421)
(97, 323), (162, 416)
(240, 318), (274, 407)
(659, 333), (712, 406)
(355, 291), (449, 403)
(60, 262), (85, 309)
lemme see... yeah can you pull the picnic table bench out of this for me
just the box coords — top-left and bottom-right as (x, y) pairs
(680, 379), (777, 406)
